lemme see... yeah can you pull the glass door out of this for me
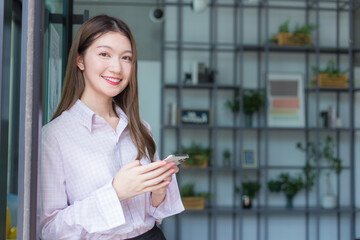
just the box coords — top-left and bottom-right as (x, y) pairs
(1, 0), (22, 239)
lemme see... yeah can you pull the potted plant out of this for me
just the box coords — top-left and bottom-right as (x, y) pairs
(267, 173), (305, 209)
(222, 149), (231, 167)
(181, 183), (211, 209)
(270, 19), (315, 46)
(311, 60), (348, 88)
(225, 89), (240, 114)
(235, 181), (261, 208)
(296, 136), (342, 208)
(225, 89), (264, 127)
(242, 90), (265, 127)
(181, 142), (212, 168)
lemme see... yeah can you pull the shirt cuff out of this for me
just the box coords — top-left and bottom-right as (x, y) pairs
(95, 179), (126, 229)
(149, 176), (185, 222)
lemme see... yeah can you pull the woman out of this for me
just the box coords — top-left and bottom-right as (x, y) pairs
(40, 14), (184, 239)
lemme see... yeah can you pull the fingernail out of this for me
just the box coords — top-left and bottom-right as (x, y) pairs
(169, 169), (175, 173)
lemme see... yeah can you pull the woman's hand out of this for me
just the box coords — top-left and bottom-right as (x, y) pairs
(151, 162), (179, 207)
(112, 160), (176, 201)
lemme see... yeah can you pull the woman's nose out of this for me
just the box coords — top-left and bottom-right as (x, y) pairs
(109, 57), (122, 73)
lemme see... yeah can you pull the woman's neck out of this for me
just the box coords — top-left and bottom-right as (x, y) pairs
(80, 95), (117, 119)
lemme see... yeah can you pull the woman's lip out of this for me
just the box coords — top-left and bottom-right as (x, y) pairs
(102, 76), (121, 85)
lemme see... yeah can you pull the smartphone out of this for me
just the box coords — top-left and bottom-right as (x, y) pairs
(164, 154), (189, 165)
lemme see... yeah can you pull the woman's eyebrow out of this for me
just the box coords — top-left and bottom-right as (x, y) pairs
(96, 45), (132, 53)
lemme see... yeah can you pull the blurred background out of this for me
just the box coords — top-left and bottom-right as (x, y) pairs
(1, 0), (360, 239)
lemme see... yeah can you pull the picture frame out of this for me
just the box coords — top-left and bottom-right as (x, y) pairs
(242, 149), (258, 168)
(267, 73), (305, 127)
(178, 109), (211, 125)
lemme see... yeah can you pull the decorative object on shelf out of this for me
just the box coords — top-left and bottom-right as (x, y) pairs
(222, 149), (231, 167)
(235, 181), (261, 208)
(167, 102), (177, 125)
(191, 62), (215, 84)
(311, 60), (348, 88)
(179, 109), (211, 125)
(181, 142), (212, 168)
(191, 0), (208, 13)
(267, 73), (305, 127)
(270, 19), (315, 46)
(319, 105), (339, 128)
(296, 136), (342, 209)
(268, 173), (305, 209)
(241, 149), (257, 169)
(242, 90), (265, 127)
(180, 183), (211, 209)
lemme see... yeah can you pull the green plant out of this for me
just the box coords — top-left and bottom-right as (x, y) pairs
(311, 60), (347, 78)
(223, 149), (231, 160)
(181, 183), (196, 197)
(180, 183), (211, 199)
(270, 20), (315, 45)
(181, 142), (212, 166)
(225, 90), (240, 113)
(243, 90), (265, 115)
(296, 135), (343, 177)
(279, 19), (290, 33)
(235, 181), (261, 199)
(293, 23), (316, 36)
(267, 173), (305, 197)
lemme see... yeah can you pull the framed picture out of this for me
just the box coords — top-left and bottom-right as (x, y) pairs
(242, 149), (257, 168)
(178, 109), (211, 125)
(267, 73), (305, 127)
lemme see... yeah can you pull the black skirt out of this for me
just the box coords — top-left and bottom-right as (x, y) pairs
(125, 225), (166, 240)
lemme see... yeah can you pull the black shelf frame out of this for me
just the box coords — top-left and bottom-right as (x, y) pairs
(160, 0), (358, 240)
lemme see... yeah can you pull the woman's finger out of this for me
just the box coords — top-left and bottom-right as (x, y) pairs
(143, 168), (175, 188)
(139, 162), (175, 181)
(137, 160), (167, 174)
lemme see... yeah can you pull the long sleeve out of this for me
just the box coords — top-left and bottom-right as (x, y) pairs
(40, 128), (126, 239)
(148, 174), (185, 223)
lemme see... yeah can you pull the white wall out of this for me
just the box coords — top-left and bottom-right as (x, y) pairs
(138, 61), (161, 152)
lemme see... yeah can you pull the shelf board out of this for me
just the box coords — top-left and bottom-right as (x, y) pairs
(306, 87), (354, 92)
(164, 83), (239, 90)
(183, 206), (357, 214)
(165, 43), (360, 54)
(180, 166), (350, 171)
(163, 125), (354, 132)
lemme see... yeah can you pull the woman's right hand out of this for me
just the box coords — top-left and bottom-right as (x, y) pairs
(112, 160), (175, 201)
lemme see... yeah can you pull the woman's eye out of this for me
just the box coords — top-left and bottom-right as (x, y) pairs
(99, 52), (110, 57)
(122, 56), (132, 62)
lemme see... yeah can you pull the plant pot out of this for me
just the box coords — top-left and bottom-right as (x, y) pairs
(182, 197), (205, 210)
(242, 195), (252, 208)
(311, 73), (348, 88)
(286, 195), (294, 209)
(244, 114), (253, 127)
(181, 155), (208, 168)
(322, 195), (337, 209)
(275, 32), (312, 46)
(222, 157), (231, 167)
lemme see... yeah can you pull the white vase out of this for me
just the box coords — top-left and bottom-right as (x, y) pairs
(322, 195), (337, 209)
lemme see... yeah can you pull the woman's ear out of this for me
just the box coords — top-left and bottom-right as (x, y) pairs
(76, 55), (85, 70)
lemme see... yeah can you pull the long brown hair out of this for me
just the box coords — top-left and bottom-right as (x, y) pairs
(52, 15), (156, 162)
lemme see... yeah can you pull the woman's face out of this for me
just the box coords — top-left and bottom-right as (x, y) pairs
(77, 31), (133, 102)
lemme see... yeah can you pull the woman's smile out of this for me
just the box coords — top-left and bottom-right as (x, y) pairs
(102, 75), (121, 85)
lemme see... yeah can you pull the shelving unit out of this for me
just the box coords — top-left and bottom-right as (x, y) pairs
(160, 1), (359, 240)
